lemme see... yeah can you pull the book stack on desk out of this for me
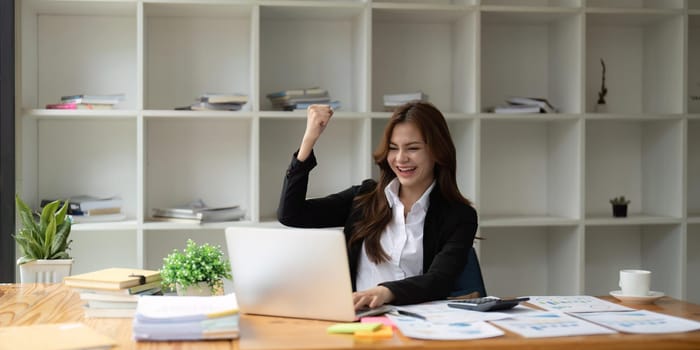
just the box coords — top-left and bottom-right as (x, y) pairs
(63, 268), (162, 318)
(133, 293), (240, 341)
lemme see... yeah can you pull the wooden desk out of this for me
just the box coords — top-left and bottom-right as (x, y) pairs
(1, 283), (699, 350)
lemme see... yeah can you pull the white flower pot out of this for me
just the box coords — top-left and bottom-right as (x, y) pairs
(176, 282), (213, 296)
(18, 259), (73, 283)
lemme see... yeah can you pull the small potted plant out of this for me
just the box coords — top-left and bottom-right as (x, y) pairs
(13, 195), (74, 283)
(609, 196), (630, 218)
(161, 239), (232, 296)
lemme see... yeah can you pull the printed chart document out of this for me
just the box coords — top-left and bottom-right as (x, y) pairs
(527, 296), (633, 313)
(386, 301), (507, 340)
(490, 312), (617, 338)
(574, 310), (700, 334)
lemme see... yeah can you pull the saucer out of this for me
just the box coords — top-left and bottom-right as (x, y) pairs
(609, 290), (664, 304)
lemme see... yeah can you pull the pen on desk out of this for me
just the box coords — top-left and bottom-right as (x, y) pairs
(396, 309), (427, 321)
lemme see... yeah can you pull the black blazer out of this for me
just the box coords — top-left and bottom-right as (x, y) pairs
(277, 150), (478, 305)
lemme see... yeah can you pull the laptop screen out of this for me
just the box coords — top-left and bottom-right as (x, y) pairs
(225, 226), (359, 322)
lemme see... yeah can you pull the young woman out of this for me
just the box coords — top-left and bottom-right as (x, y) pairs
(278, 101), (477, 308)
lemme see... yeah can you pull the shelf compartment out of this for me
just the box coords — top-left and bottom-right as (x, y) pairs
(689, 120), (700, 217)
(372, 0), (476, 6)
(480, 119), (581, 220)
(71, 220), (137, 232)
(480, 10), (581, 114)
(585, 12), (683, 114)
(70, 229), (138, 275)
(688, 224), (700, 304)
(586, 0), (684, 10)
(584, 224), (682, 298)
(259, 117), (368, 221)
(585, 119), (683, 219)
(690, 15), (700, 113)
(144, 3), (253, 110)
(259, 5), (366, 112)
(691, 0), (700, 10)
(481, 216), (579, 227)
(372, 7), (477, 113)
(22, 2), (137, 110)
(481, 0), (580, 7)
(25, 109), (138, 120)
(480, 226), (582, 296)
(145, 118), (252, 222)
(31, 119), (137, 220)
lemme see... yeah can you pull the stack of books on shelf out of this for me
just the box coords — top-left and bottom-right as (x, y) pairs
(133, 293), (240, 341)
(45, 93), (125, 110)
(63, 268), (163, 318)
(266, 87), (339, 111)
(492, 96), (558, 114)
(151, 199), (245, 224)
(176, 93), (249, 111)
(41, 195), (126, 223)
(383, 91), (429, 111)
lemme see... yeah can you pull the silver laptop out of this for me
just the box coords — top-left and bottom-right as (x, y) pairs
(225, 226), (391, 322)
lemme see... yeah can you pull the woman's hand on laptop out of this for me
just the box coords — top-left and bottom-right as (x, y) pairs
(353, 286), (394, 309)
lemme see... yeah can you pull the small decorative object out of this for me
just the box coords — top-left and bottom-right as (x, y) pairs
(609, 196), (630, 218)
(595, 58), (608, 113)
(161, 239), (232, 296)
(13, 195), (74, 283)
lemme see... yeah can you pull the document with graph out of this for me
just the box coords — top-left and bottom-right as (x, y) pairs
(526, 296), (632, 313)
(574, 310), (700, 334)
(490, 312), (617, 338)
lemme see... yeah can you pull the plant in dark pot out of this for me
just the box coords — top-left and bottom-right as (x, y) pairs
(609, 196), (630, 218)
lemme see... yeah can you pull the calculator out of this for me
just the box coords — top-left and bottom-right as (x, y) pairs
(447, 296), (530, 312)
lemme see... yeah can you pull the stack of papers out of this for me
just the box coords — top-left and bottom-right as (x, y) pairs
(133, 293), (240, 341)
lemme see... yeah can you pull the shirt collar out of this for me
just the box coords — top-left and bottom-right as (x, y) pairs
(384, 178), (436, 211)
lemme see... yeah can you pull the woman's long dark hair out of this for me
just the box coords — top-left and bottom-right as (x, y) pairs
(350, 101), (471, 263)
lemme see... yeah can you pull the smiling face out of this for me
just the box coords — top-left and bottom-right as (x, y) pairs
(387, 122), (436, 194)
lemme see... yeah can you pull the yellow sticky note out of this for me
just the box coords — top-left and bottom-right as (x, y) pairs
(354, 325), (393, 339)
(327, 322), (381, 334)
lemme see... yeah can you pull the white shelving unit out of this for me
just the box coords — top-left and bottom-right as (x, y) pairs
(15, 0), (698, 303)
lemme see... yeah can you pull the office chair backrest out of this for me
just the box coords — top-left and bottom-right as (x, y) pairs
(450, 246), (487, 297)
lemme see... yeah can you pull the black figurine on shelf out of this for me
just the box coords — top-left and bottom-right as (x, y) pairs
(596, 58), (608, 113)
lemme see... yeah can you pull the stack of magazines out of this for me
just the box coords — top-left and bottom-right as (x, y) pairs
(151, 199), (245, 223)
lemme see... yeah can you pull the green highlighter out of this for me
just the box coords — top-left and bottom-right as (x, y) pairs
(327, 322), (382, 334)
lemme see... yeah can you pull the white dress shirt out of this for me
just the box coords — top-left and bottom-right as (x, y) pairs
(355, 178), (436, 291)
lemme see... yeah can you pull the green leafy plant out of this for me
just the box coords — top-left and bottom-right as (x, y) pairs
(13, 195), (72, 265)
(161, 239), (232, 294)
(609, 196), (630, 205)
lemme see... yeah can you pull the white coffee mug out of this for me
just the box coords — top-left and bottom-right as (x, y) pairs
(619, 269), (651, 296)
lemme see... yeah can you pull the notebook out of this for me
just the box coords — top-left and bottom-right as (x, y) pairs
(225, 226), (391, 322)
